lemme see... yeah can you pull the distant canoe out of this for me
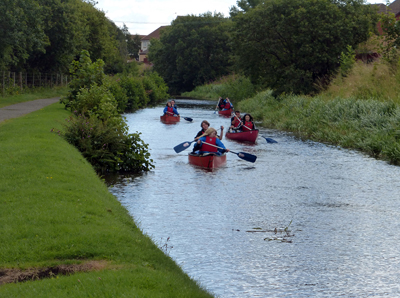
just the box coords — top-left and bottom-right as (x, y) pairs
(218, 108), (233, 117)
(225, 129), (259, 144)
(160, 114), (180, 124)
(188, 153), (227, 169)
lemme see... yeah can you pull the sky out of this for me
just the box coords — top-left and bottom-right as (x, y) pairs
(95, 0), (383, 36)
(95, 0), (238, 36)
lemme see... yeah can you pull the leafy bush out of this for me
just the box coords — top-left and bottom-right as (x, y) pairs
(119, 75), (149, 111)
(59, 50), (154, 173)
(60, 50), (106, 110)
(58, 113), (153, 173)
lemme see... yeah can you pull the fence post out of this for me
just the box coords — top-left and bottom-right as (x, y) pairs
(19, 72), (22, 91)
(32, 72), (35, 88)
(2, 71), (4, 96)
(13, 72), (15, 88)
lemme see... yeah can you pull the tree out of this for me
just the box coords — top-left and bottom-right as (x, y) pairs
(149, 13), (233, 94)
(229, 0), (264, 16)
(0, 0), (48, 71)
(232, 0), (378, 95)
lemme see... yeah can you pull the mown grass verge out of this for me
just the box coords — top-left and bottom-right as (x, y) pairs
(0, 103), (213, 297)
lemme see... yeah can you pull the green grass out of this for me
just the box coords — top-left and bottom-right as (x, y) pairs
(0, 87), (68, 108)
(0, 103), (213, 297)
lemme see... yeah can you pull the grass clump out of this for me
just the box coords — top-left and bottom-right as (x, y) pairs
(182, 74), (256, 103)
(0, 103), (213, 297)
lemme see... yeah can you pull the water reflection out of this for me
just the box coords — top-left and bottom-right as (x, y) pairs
(108, 99), (400, 297)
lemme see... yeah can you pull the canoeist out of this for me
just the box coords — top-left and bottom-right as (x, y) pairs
(171, 100), (178, 111)
(217, 97), (225, 110)
(195, 120), (224, 140)
(238, 113), (256, 131)
(193, 128), (229, 155)
(221, 97), (233, 111)
(163, 101), (179, 116)
(229, 110), (242, 132)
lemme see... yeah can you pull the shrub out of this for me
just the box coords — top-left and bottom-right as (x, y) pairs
(119, 75), (148, 111)
(59, 113), (153, 173)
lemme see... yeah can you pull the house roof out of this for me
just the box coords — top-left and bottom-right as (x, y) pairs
(141, 26), (169, 41)
(389, 0), (400, 15)
(375, 0), (400, 15)
(372, 3), (388, 14)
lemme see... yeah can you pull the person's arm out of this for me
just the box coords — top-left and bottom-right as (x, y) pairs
(163, 107), (167, 114)
(252, 121), (256, 129)
(173, 107), (179, 115)
(216, 139), (229, 153)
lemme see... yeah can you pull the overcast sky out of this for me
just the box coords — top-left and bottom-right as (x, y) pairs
(95, 0), (384, 36)
(95, 0), (238, 36)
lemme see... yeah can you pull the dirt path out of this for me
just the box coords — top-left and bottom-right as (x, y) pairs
(0, 97), (60, 123)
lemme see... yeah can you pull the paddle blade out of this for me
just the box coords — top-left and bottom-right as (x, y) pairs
(174, 141), (193, 153)
(183, 117), (193, 122)
(262, 136), (278, 143)
(234, 151), (257, 163)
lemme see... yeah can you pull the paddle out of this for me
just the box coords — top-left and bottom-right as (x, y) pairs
(166, 111), (192, 122)
(200, 141), (257, 163)
(174, 140), (197, 153)
(214, 99), (220, 114)
(261, 136), (278, 143)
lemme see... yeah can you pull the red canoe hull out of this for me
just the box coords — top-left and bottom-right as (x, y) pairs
(225, 129), (259, 143)
(218, 108), (233, 117)
(160, 114), (180, 124)
(188, 153), (227, 169)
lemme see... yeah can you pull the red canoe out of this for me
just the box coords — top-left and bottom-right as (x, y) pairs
(225, 129), (259, 143)
(160, 114), (180, 124)
(188, 153), (227, 169)
(218, 108), (233, 117)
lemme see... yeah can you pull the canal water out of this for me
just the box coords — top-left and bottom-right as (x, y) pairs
(107, 99), (400, 297)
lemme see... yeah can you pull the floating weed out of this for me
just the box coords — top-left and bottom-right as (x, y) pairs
(246, 220), (295, 243)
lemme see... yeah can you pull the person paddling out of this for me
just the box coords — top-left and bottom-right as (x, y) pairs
(229, 110), (242, 132)
(163, 101), (179, 116)
(193, 127), (229, 155)
(237, 113), (256, 131)
(195, 120), (224, 140)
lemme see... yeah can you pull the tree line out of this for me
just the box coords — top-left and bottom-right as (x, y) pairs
(0, 0), (141, 75)
(149, 0), (380, 96)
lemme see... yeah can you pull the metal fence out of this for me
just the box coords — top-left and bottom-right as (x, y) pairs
(1, 71), (69, 96)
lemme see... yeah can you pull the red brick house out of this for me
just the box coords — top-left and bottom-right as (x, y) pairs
(138, 26), (169, 63)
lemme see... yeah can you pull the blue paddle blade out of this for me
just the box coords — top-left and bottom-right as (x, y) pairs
(174, 140), (194, 153)
(262, 136), (277, 143)
(183, 117), (193, 122)
(232, 151), (257, 163)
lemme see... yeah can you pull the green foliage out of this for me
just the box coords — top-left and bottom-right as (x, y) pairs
(59, 113), (153, 173)
(232, 0), (378, 95)
(149, 13), (233, 94)
(340, 45), (356, 77)
(59, 51), (154, 173)
(119, 75), (149, 111)
(142, 72), (170, 105)
(61, 50), (106, 110)
(182, 74), (256, 102)
(378, 11), (400, 65)
(0, 0), (49, 71)
(238, 91), (400, 164)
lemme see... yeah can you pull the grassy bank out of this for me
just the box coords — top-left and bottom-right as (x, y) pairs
(0, 103), (213, 297)
(0, 87), (68, 108)
(183, 61), (400, 165)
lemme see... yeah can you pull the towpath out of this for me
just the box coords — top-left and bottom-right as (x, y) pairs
(0, 97), (60, 123)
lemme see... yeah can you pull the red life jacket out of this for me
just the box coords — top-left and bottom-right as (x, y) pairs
(242, 121), (254, 131)
(200, 136), (218, 152)
(232, 117), (241, 128)
(223, 102), (231, 110)
(167, 107), (174, 114)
